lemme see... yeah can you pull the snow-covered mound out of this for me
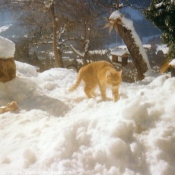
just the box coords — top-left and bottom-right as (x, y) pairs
(0, 61), (175, 175)
(0, 36), (15, 58)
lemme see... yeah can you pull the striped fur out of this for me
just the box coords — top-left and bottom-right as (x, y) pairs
(68, 61), (122, 101)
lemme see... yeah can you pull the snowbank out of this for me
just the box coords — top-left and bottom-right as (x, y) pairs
(0, 36), (15, 58)
(0, 61), (175, 175)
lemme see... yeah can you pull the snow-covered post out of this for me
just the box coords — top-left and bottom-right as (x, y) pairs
(105, 10), (152, 80)
(0, 36), (16, 82)
(169, 59), (175, 77)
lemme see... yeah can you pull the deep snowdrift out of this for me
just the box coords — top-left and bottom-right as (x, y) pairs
(0, 61), (175, 175)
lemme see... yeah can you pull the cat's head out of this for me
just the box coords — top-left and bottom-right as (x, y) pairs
(106, 70), (122, 88)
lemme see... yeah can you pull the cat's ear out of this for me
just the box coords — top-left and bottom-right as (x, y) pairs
(106, 71), (111, 78)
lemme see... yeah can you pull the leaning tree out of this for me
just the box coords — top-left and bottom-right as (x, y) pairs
(96, 0), (152, 80)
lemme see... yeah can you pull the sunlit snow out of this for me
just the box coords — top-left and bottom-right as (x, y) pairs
(0, 60), (175, 175)
(0, 36), (15, 58)
(0, 17), (175, 174)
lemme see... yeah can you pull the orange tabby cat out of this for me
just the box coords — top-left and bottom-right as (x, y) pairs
(68, 61), (122, 102)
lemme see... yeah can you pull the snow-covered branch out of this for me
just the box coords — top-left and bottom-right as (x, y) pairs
(85, 39), (90, 53)
(95, 0), (148, 10)
(44, 0), (54, 9)
(57, 25), (66, 40)
(70, 45), (85, 58)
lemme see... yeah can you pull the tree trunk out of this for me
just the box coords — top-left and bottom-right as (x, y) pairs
(58, 49), (64, 67)
(50, 4), (63, 68)
(116, 25), (148, 80)
(107, 10), (149, 80)
(83, 53), (88, 65)
(116, 0), (120, 9)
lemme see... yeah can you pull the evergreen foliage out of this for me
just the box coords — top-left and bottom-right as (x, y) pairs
(144, 0), (175, 60)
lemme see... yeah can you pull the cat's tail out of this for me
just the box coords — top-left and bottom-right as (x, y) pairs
(68, 74), (82, 92)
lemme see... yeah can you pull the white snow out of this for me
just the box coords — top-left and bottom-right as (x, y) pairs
(70, 45), (85, 58)
(109, 10), (152, 75)
(0, 60), (175, 175)
(0, 25), (11, 34)
(143, 44), (151, 49)
(0, 36), (15, 59)
(118, 45), (127, 50)
(109, 10), (122, 20)
(157, 44), (169, 54)
(155, 2), (163, 9)
(89, 49), (107, 55)
(169, 59), (175, 66)
(110, 47), (129, 56)
(44, 0), (53, 8)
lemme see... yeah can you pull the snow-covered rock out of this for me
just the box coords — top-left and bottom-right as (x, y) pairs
(0, 36), (15, 59)
(0, 36), (16, 82)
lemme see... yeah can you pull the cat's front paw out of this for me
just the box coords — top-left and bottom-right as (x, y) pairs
(113, 96), (119, 102)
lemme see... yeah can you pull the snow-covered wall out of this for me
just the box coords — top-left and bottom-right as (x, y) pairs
(0, 36), (15, 59)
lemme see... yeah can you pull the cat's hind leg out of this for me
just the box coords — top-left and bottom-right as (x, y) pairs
(84, 84), (95, 98)
(90, 87), (97, 97)
(91, 91), (96, 97)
